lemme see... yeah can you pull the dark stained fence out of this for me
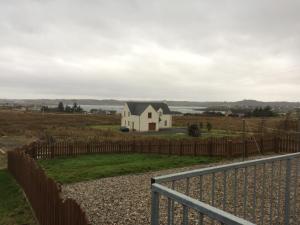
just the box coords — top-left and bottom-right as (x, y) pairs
(25, 135), (299, 160)
(7, 145), (90, 225)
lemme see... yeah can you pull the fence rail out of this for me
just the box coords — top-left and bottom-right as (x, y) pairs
(151, 152), (300, 225)
(25, 135), (299, 160)
(7, 144), (90, 225)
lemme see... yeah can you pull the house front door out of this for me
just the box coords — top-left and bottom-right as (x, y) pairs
(148, 123), (156, 131)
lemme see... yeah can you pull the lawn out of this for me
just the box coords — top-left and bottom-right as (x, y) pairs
(39, 154), (219, 184)
(0, 170), (36, 225)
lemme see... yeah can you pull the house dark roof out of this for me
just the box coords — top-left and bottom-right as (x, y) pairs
(126, 102), (172, 115)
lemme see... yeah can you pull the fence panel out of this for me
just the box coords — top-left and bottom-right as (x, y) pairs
(29, 135), (299, 160)
(7, 146), (90, 225)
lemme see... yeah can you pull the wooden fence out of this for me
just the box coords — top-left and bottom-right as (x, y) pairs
(7, 144), (90, 225)
(25, 135), (300, 160)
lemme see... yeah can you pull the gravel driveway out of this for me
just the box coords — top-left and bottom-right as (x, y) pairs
(62, 154), (300, 225)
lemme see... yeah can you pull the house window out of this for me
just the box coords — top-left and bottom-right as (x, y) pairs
(128, 121), (130, 126)
(124, 111), (126, 117)
(124, 120), (126, 125)
(128, 112), (131, 117)
(159, 111), (162, 116)
(148, 112), (152, 118)
(164, 120), (167, 126)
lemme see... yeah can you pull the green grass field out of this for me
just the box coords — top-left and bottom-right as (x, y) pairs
(39, 154), (219, 184)
(0, 170), (36, 225)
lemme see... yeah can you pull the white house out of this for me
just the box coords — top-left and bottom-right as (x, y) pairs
(121, 102), (172, 132)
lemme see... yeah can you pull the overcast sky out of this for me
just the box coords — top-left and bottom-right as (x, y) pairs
(1, 0), (300, 101)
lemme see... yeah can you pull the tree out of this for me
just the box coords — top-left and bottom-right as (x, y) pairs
(206, 122), (212, 132)
(58, 102), (64, 112)
(71, 102), (83, 113)
(251, 106), (277, 117)
(65, 105), (72, 113)
(40, 106), (49, 112)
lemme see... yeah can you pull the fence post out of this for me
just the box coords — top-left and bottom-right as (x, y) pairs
(227, 140), (233, 158)
(284, 159), (292, 225)
(158, 140), (161, 154)
(132, 139), (136, 153)
(209, 138), (213, 157)
(245, 140), (248, 158)
(33, 142), (37, 159)
(274, 136), (279, 153)
(242, 119), (246, 161)
(168, 140), (171, 156)
(180, 141), (183, 156)
(151, 189), (160, 225)
(148, 140), (151, 153)
(260, 137), (264, 154)
(50, 143), (54, 159)
(193, 141), (197, 156)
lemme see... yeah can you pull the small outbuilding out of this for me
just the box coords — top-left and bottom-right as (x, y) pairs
(121, 102), (172, 132)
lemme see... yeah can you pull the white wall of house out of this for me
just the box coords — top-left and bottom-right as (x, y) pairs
(121, 104), (140, 131)
(121, 104), (130, 127)
(121, 103), (172, 132)
(159, 114), (172, 128)
(157, 108), (172, 129)
(139, 105), (159, 131)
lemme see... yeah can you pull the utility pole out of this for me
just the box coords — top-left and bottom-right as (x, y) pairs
(242, 119), (246, 161)
(261, 118), (265, 137)
(260, 118), (265, 154)
(298, 118), (300, 152)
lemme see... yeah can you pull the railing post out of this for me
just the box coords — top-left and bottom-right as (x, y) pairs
(183, 205), (189, 225)
(284, 159), (291, 225)
(151, 187), (160, 225)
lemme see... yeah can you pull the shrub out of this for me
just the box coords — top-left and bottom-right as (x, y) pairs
(206, 122), (212, 132)
(188, 124), (201, 137)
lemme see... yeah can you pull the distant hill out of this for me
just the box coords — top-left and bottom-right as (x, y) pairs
(0, 99), (299, 112)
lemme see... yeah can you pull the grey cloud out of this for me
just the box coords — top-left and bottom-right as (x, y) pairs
(0, 0), (300, 101)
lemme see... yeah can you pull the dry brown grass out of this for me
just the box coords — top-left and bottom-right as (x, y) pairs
(0, 110), (287, 143)
(173, 115), (283, 132)
(0, 110), (121, 139)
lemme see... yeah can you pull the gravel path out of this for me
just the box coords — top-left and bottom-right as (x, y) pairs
(62, 154), (300, 225)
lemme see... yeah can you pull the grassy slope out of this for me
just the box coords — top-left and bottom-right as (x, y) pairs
(0, 170), (36, 225)
(39, 154), (219, 184)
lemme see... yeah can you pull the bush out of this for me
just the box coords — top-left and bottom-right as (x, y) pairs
(206, 122), (212, 132)
(188, 124), (201, 137)
(120, 127), (129, 132)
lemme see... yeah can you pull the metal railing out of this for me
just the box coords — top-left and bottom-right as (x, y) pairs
(151, 153), (300, 225)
